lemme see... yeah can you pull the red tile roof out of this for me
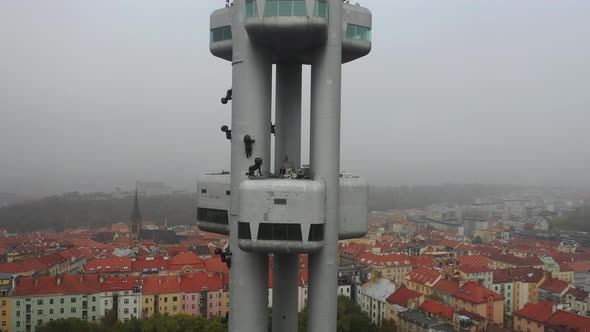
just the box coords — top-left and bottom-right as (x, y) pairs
(545, 310), (590, 331)
(565, 287), (589, 301)
(180, 273), (223, 293)
(59, 247), (95, 261)
(486, 253), (543, 267)
(386, 286), (422, 306)
(408, 255), (434, 269)
(419, 299), (454, 320)
(13, 274), (101, 296)
(406, 267), (442, 286)
(37, 252), (68, 268)
(457, 265), (492, 274)
(84, 257), (132, 273)
(540, 277), (570, 294)
(169, 252), (205, 271)
(432, 279), (460, 295)
(453, 281), (504, 304)
(356, 252), (412, 268)
(558, 262), (574, 272)
(456, 255), (490, 267)
(142, 275), (181, 295)
(493, 268), (546, 284)
(0, 259), (46, 274)
(203, 257), (230, 274)
(565, 262), (590, 273)
(513, 301), (555, 323)
(131, 257), (170, 274)
(100, 276), (143, 292)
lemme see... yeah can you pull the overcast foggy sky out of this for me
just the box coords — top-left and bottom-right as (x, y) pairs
(1, 0), (589, 196)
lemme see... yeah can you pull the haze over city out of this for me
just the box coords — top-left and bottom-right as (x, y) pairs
(1, 0), (589, 196)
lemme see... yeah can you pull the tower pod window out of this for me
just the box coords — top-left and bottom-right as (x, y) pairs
(257, 223), (302, 241)
(197, 208), (228, 225)
(238, 222), (252, 240)
(210, 26), (232, 42)
(264, 0), (307, 17)
(245, 0), (258, 17)
(308, 224), (324, 241)
(345, 24), (371, 41)
(314, 0), (327, 17)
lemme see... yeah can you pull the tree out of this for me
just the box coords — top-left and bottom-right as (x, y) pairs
(37, 314), (228, 332)
(379, 319), (397, 332)
(298, 296), (377, 332)
(37, 318), (103, 332)
(473, 235), (483, 244)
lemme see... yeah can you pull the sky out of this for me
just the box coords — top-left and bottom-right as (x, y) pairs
(1, 0), (589, 196)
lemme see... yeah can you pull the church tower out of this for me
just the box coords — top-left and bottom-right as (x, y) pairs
(130, 189), (142, 240)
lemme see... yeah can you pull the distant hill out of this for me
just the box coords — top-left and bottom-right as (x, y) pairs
(0, 192), (196, 232)
(551, 206), (590, 232)
(0, 183), (537, 232)
(368, 183), (529, 211)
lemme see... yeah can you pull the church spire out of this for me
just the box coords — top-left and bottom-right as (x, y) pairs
(131, 189), (142, 239)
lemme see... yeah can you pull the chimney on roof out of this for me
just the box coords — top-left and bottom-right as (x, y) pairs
(57, 276), (62, 285)
(34, 277), (39, 286)
(159, 278), (162, 285)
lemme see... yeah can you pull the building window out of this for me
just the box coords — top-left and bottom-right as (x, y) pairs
(245, 0), (258, 17)
(60, 308), (65, 314)
(37, 300), (43, 305)
(50, 309), (53, 315)
(60, 298), (64, 304)
(210, 26), (232, 43)
(173, 296), (178, 302)
(124, 299), (129, 305)
(1, 301), (5, 306)
(345, 24), (371, 41)
(313, 0), (327, 17)
(192, 295), (196, 300)
(16, 301), (20, 306)
(1, 321), (5, 327)
(16, 311), (20, 317)
(264, 0), (307, 17)
(124, 309), (129, 315)
(71, 307), (76, 313)
(71, 297), (76, 303)
(38, 320), (43, 326)
(50, 299), (54, 305)
(16, 321), (20, 328)
(37, 310), (42, 315)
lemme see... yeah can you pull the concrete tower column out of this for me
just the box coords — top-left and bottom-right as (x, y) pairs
(272, 63), (302, 332)
(308, 0), (344, 331)
(229, 1), (271, 331)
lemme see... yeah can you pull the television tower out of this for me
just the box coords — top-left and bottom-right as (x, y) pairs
(198, 1), (372, 331)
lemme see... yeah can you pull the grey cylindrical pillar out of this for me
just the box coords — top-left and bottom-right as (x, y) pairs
(272, 64), (302, 332)
(229, 1), (271, 331)
(308, 0), (343, 331)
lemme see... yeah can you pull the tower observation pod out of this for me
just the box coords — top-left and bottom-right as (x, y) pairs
(202, 1), (372, 331)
